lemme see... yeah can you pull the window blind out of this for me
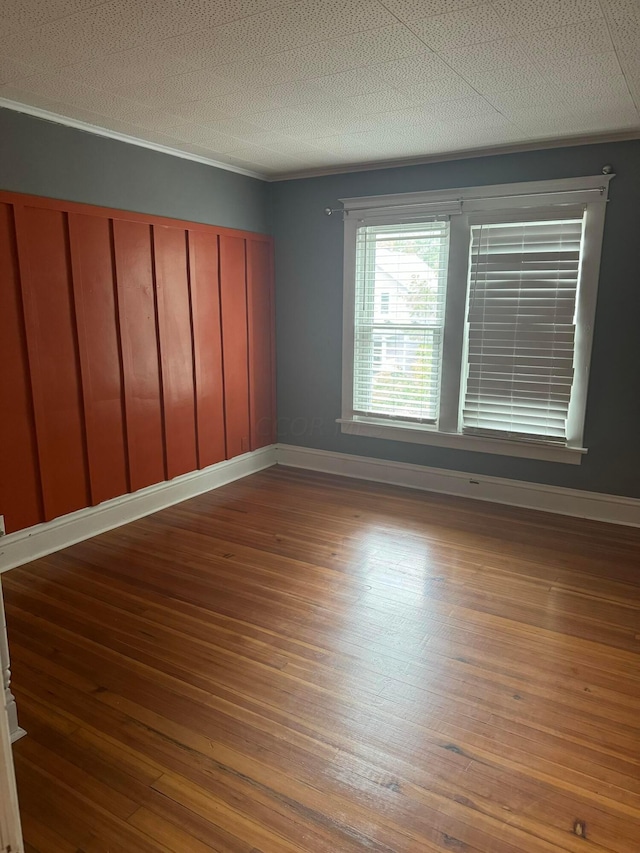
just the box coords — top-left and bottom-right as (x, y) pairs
(462, 215), (585, 442)
(353, 220), (449, 423)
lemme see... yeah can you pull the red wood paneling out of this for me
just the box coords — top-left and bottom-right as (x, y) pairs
(188, 230), (226, 468)
(113, 219), (166, 492)
(69, 213), (129, 505)
(247, 238), (276, 450)
(0, 204), (43, 533)
(14, 206), (90, 521)
(153, 225), (198, 479)
(0, 189), (273, 535)
(219, 235), (250, 459)
(0, 189), (268, 241)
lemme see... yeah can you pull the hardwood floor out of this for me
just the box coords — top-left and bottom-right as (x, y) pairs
(4, 465), (640, 853)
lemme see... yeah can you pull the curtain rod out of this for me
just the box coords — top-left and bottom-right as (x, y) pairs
(324, 169), (615, 216)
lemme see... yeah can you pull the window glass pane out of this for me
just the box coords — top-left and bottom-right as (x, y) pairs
(462, 216), (585, 441)
(353, 220), (450, 423)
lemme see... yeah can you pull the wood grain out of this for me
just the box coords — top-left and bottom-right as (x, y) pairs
(0, 202), (42, 532)
(219, 234), (250, 459)
(15, 204), (90, 520)
(5, 467), (640, 852)
(112, 218), (166, 492)
(188, 229), (226, 469)
(153, 225), (198, 480)
(246, 237), (276, 451)
(68, 212), (129, 505)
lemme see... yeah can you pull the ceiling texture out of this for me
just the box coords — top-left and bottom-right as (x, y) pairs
(1, 0), (639, 178)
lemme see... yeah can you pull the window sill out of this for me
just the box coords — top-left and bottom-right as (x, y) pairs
(337, 418), (586, 465)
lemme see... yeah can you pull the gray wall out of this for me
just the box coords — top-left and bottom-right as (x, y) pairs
(0, 108), (270, 234)
(271, 139), (640, 498)
(4, 107), (639, 497)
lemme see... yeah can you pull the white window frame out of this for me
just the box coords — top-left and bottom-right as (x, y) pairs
(339, 175), (612, 465)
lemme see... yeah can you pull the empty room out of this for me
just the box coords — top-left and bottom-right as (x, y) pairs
(1, 0), (639, 851)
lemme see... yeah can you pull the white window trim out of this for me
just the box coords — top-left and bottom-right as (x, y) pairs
(340, 175), (612, 465)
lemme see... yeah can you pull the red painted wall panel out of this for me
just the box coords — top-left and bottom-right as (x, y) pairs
(153, 225), (198, 479)
(113, 219), (166, 492)
(0, 189), (273, 534)
(14, 205), (90, 521)
(219, 235), (251, 459)
(188, 230), (226, 468)
(0, 204), (43, 533)
(69, 213), (129, 505)
(247, 238), (277, 450)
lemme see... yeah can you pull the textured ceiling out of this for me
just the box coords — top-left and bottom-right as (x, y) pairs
(1, 0), (639, 178)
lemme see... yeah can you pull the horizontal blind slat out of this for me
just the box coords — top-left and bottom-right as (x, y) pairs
(462, 215), (584, 440)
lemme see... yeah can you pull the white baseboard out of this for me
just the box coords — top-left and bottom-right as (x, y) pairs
(276, 444), (640, 528)
(7, 693), (25, 743)
(0, 446), (277, 573)
(2, 442), (637, 573)
(5, 691), (22, 743)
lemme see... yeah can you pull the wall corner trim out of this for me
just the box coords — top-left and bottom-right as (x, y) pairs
(0, 446), (277, 572)
(275, 445), (640, 528)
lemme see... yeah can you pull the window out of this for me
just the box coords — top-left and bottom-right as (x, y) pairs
(353, 221), (449, 423)
(340, 176), (611, 464)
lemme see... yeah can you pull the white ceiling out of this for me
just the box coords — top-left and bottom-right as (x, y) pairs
(1, 0), (639, 178)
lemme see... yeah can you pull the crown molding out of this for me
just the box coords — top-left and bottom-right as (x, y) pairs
(0, 98), (268, 181)
(268, 128), (640, 182)
(3, 97), (639, 185)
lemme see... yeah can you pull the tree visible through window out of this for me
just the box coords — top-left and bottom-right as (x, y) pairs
(353, 221), (449, 423)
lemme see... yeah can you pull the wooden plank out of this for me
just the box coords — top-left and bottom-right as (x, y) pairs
(7, 469), (640, 852)
(14, 753), (171, 853)
(17, 736), (139, 820)
(128, 808), (236, 853)
(188, 230), (226, 468)
(0, 202), (42, 533)
(246, 238), (276, 450)
(219, 235), (250, 459)
(18, 810), (78, 853)
(68, 213), (129, 505)
(153, 225), (197, 480)
(112, 219), (165, 492)
(14, 205), (90, 521)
